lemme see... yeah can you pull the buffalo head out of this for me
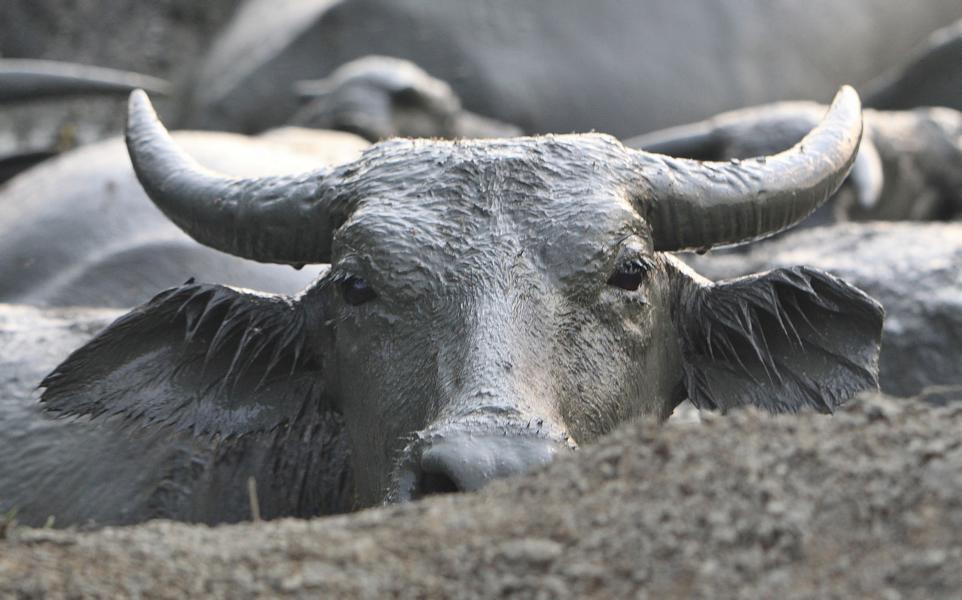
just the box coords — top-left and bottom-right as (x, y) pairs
(42, 88), (883, 508)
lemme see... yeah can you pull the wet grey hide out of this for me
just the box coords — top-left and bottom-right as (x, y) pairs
(38, 89), (883, 518)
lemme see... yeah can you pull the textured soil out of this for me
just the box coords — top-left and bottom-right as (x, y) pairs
(2, 394), (959, 599)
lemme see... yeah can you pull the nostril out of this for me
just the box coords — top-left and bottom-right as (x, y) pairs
(415, 446), (468, 498)
(390, 432), (565, 503)
(416, 470), (461, 497)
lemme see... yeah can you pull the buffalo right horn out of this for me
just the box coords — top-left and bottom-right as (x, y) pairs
(627, 99), (883, 213)
(0, 59), (170, 103)
(126, 90), (351, 265)
(635, 86), (863, 251)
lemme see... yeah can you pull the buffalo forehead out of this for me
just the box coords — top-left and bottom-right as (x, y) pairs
(337, 134), (640, 207)
(334, 135), (647, 287)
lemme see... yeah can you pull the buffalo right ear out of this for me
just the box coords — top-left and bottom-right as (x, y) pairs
(675, 265), (884, 414)
(41, 281), (327, 435)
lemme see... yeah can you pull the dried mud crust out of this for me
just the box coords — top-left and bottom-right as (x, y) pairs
(2, 395), (959, 599)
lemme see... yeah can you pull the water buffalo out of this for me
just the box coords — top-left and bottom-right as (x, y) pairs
(7, 86), (882, 526)
(628, 103), (962, 224)
(179, 0), (962, 136)
(0, 127), (366, 307)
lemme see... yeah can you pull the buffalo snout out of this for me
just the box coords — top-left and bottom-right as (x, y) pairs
(389, 423), (573, 502)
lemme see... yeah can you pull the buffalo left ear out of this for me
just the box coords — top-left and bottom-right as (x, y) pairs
(676, 266), (884, 413)
(41, 282), (327, 435)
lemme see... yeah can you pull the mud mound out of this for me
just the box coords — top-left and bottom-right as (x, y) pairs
(2, 395), (959, 599)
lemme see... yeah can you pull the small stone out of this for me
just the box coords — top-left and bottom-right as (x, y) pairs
(496, 538), (564, 565)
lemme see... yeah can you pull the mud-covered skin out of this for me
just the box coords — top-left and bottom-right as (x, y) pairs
(629, 104), (962, 224)
(0, 129), (366, 307)
(180, 0), (962, 135)
(320, 147), (686, 501)
(28, 91), (883, 522)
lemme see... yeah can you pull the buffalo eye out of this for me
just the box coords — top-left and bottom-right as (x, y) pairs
(607, 258), (653, 291)
(340, 276), (377, 306)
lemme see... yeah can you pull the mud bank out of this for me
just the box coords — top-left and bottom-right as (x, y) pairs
(2, 394), (959, 599)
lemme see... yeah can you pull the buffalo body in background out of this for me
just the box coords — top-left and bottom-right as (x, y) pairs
(0, 59), (170, 183)
(0, 127), (367, 307)
(0, 0), (238, 182)
(864, 20), (962, 113)
(180, 0), (962, 135)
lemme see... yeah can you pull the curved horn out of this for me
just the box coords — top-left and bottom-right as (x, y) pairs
(0, 59), (170, 103)
(125, 90), (349, 265)
(629, 97), (882, 215)
(636, 86), (863, 251)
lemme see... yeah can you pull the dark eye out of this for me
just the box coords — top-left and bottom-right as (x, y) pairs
(340, 276), (377, 306)
(607, 258), (652, 291)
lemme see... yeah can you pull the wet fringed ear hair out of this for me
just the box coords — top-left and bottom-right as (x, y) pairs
(41, 281), (328, 435)
(676, 266), (884, 413)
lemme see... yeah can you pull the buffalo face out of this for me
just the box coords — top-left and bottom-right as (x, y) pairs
(41, 89), (883, 511)
(315, 144), (686, 501)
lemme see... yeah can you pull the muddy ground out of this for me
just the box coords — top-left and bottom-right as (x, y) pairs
(1, 394), (959, 599)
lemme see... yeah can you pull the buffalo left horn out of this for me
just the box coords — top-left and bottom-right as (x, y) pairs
(0, 59), (170, 103)
(636, 86), (863, 251)
(125, 89), (351, 265)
